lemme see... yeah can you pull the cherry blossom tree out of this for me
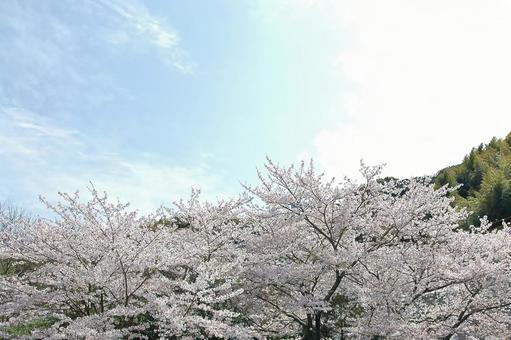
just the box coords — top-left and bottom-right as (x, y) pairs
(241, 159), (511, 339)
(2, 159), (511, 339)
(0, 188), (255, 339)
(148, 189), (259, 339)
(0, 189), (175, 338)
(353, 217), (511, 339)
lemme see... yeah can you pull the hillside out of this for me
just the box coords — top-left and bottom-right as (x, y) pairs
(435, 132), (511, 228)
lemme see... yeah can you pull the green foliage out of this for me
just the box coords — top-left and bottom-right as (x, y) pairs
(0, 258), (35, 276)
(0, 317), (58, 337)
(435, 132), (511, 228)
(327, 294), (365, 336)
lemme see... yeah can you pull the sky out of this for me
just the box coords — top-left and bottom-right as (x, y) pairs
(1, 0), (511, 213)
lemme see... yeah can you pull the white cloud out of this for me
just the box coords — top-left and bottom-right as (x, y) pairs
(27, 158), (224, 214)
(295, 0), (511, 178)
(92, 160), (224, 213)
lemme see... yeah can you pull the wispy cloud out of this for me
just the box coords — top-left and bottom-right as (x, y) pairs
(0, 1), (202, 212)
(0, 0), (191, 117)
(92, 0), (193, 73)
(0, 106), (80, 158)
(3, 107), (78, 141)
(0, 1), (128, 116)
(0, 107), (224, 213)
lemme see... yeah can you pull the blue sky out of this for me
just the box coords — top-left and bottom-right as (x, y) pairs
(2, 0), (511, 213)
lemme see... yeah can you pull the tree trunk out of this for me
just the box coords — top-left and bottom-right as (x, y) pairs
(303, 314), (314, 340)
(314, 312), (321, 340)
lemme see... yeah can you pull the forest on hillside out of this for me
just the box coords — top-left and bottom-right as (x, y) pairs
(1, 134), (511, 339)
(435, 132), (511, 229)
